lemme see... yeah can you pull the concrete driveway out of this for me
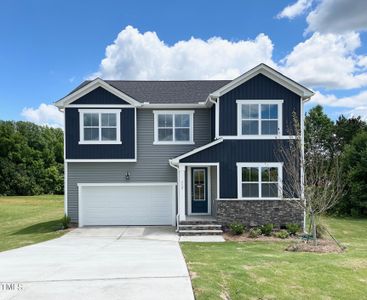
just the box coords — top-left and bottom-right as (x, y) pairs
(0, 227), (194, 300)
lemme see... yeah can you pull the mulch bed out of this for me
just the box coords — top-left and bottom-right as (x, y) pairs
(223, 232), (296, 242)
(224, 232), (345, 253)
(285, 239), (345, 253)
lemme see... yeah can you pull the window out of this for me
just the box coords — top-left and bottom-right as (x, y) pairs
(237, 163), (282, 199)
(237, 100), (283, 137)
(154, 111), (194, 144)
(79, 109), (121, 144)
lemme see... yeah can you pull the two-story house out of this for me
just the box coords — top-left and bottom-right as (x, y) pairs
(55, 64), (314, 233)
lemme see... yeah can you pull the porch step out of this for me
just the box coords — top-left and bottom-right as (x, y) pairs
(179, 220), (219, 225)
(179, 224), (222, 231)
(178, 220), (223, 236)
(178, 229), (223, 236)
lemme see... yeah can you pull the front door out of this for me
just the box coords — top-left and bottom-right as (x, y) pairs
(191, 168), (208, 214)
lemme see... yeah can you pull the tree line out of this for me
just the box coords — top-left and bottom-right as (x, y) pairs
(0, 108), (366, 216)
(304, 105), (367, 217)
(0, 121), (63, 195)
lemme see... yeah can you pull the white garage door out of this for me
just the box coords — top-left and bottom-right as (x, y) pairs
(78, 183), (176, 226)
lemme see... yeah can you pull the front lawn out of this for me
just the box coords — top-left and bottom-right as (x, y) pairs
(0, 195), (66, 252)
(181, 217), (367, 299)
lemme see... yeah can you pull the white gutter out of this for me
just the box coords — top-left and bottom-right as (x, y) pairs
(169, 159), (179, 169)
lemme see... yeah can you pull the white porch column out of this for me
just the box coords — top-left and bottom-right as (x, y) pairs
(177, 164), (186, 221)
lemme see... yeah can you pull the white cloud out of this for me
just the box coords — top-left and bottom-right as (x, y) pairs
(310, 89), (367, 119)
(277, 0), (313, 19)
(345, 106), (367, 120)
(90, 25), (275, 80)
(280, 32), (367, 89)
(21, 103), (63, 128)
(306, 0), (367, 33)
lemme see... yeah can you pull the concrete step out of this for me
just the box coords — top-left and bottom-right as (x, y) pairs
(179, 220), (219, 225)
(179, 224), (222, 230)
(178, 229), (223, 236)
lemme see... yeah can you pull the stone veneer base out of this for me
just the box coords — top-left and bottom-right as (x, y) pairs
(217, 200), (304, 228)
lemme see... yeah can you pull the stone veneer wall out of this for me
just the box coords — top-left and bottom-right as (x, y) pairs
(217, 200), (303, 228)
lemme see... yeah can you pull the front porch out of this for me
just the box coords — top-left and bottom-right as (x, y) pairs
(176, 163), (223, 236)
(176, 163), (219, 222)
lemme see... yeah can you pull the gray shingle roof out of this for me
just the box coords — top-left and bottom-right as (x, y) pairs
(72, 80), (231, 104)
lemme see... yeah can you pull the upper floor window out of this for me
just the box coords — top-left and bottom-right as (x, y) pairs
(236, 100), (283, 138)
(79, 109), (121, 144)
(237, 162), (283, 199)
(153, 111), (194, 144)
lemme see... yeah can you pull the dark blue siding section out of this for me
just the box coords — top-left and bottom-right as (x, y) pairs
(181, 140), (293, 198)
(65, 107), (135, 159)
(219, 74), (300, 136)
(73, 87), (130, 105)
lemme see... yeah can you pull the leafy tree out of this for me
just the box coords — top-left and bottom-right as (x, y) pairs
(0, 121), (63, 196)
(339, 132), (367, 216)
(304, 105), (335, 159)
(334, 115), (367, 154)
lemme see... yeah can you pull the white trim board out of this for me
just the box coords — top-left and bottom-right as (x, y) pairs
(210, 64), (314, 100)
(54, 78), (142, 108)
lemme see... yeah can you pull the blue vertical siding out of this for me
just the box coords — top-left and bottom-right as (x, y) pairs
(219, 74), (301, 136)
(73, 87), (130, 105)
(181, 140), (294, 198)
(65, 107), (135, 159)
(210, 105), (215, 141)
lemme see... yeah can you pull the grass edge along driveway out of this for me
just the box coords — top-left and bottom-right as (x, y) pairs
(181, 217), (367, 300)
(0, 195), (66, 252)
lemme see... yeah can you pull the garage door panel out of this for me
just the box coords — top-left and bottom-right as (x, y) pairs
(79, 184), (176, 226)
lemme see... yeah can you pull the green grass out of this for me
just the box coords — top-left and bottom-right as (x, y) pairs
(181, 217), (367, 300)
(0, 195), (66, 252)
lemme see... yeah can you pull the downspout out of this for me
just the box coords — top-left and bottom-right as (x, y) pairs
(169, 159), (180, 231)
(208, 95), (219, 139)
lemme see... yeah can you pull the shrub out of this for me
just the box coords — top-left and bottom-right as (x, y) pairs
(274, 230), (289, 239)
(286, 223), (301, 235)
(229, 223), (245, 235)
(260, 223), (273, 236)
(248, 228), (262, 238)
(61, 214), (71, 229)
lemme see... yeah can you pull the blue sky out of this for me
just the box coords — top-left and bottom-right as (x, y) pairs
(0, 0), (366, 127)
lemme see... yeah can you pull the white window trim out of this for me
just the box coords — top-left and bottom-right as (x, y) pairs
(236, 162), (283, 200)
(236, 100), (283, 139)
(153, 110), (194, 145)
(79, 109), (122, 144)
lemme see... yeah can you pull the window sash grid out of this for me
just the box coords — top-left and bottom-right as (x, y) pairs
(240, 103), (280, 136)
(240, 166), (279, 198)
(81, 111), (119, 143)
(156, 113), (191, 142)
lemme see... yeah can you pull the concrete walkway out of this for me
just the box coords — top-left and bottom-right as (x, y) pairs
(0, 227), (194, 300)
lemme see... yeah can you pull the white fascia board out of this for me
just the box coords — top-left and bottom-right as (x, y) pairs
(210, 64), (314, 100)
(170, 138), (223, 164)
(54, 78), (142, 108)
